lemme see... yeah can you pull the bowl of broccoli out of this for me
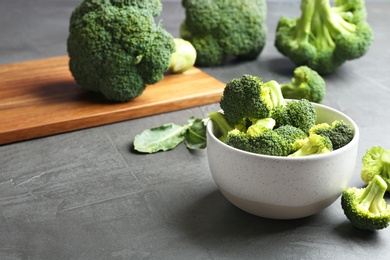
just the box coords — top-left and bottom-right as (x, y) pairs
(206, 75), (359, 220)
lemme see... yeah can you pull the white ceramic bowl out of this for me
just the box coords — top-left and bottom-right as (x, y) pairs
(206, 102), (359, 219)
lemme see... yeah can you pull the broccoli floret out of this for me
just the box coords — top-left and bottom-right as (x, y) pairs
(274, 125), (308, 153)
(280, 66), (326, 103)
(361, 146), (390, 191)
(67, 0), (176, 102)
(274, 0), (373, 74)
(341, 175), (390, 231)
(220, 75), (286, 129)
(208, 111), (234, 142)
(288, 133), (333, 157)
(225, 127), (291, 157)
(180, 0), (267, 66)
(271, 99), (317, 133)
(309, 120), (354, 150)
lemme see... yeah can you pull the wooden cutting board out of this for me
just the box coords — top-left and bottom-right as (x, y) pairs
(0, 56), (225, 145)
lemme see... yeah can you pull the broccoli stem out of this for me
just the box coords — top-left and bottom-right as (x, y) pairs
(296, 0), (316, 42)
(380, 150), (390, 179)
(311, 4), (335, 49)
(358, 175), (388, 215)
(316, 0), (356, 38)
(264, 80), (286, 107)
(208, 111), (233, 139)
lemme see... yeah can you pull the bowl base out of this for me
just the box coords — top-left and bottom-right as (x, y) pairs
(219, 187), (337, 220)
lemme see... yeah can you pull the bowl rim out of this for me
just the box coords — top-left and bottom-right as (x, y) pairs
(207, 101), (360, 161)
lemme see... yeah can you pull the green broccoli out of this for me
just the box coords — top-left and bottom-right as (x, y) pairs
(225, 127), (291, 157)
(274, 0), (373, 74)
(271, 99), (317, 133)
(309, 120), (354, 150)
(280, 66), (326, 103)
(180, 0), (267, 66)
(288, 133), (333, 157)
(208, 111), (234, 142)
(220, 75), (286, 130)
(361, 146), (390, 191)
(341, 175), (390, 231)
(274, 125), (308, 153)
(169, 38), (197, 74)
(67, 0), (175, 102)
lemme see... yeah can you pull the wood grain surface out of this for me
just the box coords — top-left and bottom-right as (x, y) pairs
(0, 56), (225, 145)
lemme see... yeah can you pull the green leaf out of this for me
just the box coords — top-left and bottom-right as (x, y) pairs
(134, 123), (187, 153)
(184, 118), (207, 150)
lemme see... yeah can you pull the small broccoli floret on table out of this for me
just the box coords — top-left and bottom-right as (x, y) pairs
(274, 0), (373, 74)
(360, 146), (390, 191)
(341, 175), (390, 231)
(309, 120), (354, 150)
(180, 0), (267, 66)
(220, 75), (286, 131)
(67, 0), (176, 102)
(271, 99), (317, 133)
(281, 66), (326, 103)
(288, 133), (333, 157)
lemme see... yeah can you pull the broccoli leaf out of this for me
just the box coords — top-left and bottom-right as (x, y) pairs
(134, 123), (187, 153)
(184, 118), (207, 149)
(133, 117), (208, 153)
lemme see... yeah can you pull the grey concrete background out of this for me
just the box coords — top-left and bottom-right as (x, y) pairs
(1, 1), (390, 259)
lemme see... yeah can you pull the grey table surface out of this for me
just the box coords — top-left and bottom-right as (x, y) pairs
(1, 0), (390, 259)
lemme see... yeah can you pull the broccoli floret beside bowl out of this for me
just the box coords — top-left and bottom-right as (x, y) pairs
(341, 175), (390, 231)
(274, 0), (373, 74)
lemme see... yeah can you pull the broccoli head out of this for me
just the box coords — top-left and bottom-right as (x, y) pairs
(274, 125), (308, 153)
(288, 133), (333, 157)
(180, 0), (267, 66)
(274, 0), (373, 74)
(220, 75), (286, 130)
(361, 146), (390, 191)
(271, 99), (317, 133)
(341, 175), (390, 231)
(281, 66), (326, 103)
(309, 120), (354, 150)
(67, 0), (175, 102)
(225, 127), (291, 157)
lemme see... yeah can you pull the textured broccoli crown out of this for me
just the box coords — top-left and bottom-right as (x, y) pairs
(272, 99), (317, 133)
(361, 146), (390, 191)
(225, 128), (291, 157)
(310, 120), (354, 150)
(274, 0), (373, 74)
(220, 75), (285, 128)
(67, 0), (175, 102)
(274, 125), (308, 153)
(341, 175), (390, 231)
(288, 133), (333, 157)
(180, 0), (267, 66)
(280, 66), (326, 103)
